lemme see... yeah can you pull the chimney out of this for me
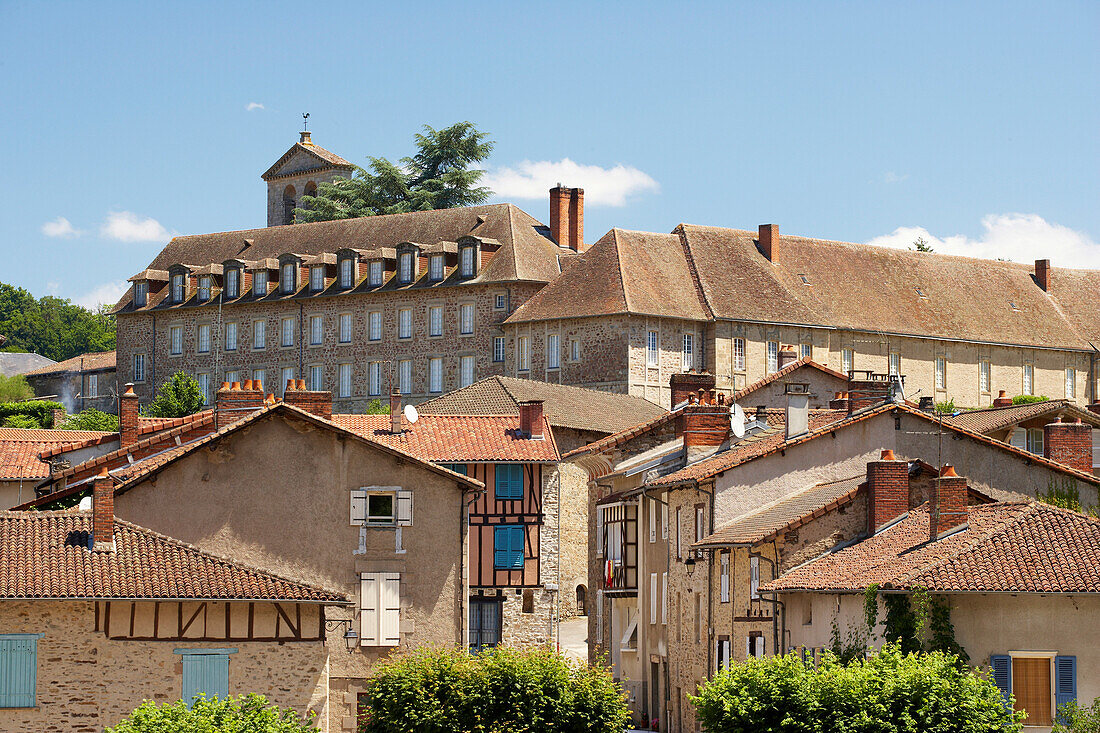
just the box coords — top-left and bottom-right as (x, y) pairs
(518, 400), (545, 439)
(755, 405), (769, 426)
(929, 465), (968, 540)
(119, 383), (140, 447)
(549, 185), (585, 252)
(216, 381), (266, 430)
(1035, 259), (1050, 291)
(918, 396), (935, 413)
(389, 392), (403, 435)
(300, 131), (312, 144)
(993, 390), (1013, 407)
(283, 381), (333, 420)
(785, 384), (810, 439)
(92, 468), (115, 552)
(866, 449), (909, 535)
(1043, 417), (1092, 473)
(758, 224), (778, 262)
(52, 408), (66, 427)
(847, 372), (891, 414)
(828, 392), (850, 411)
(682, 396), (730, 462)
(670, 372), (717, 409)
(778, 345), (798, 370)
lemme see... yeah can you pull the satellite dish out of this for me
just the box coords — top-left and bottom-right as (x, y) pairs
(731, 404), (746, 439)
(78, 496), (93, 511)
(403, 404), (420, 424)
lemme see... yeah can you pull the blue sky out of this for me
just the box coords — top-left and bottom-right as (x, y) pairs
(2, 0), (1097, 308)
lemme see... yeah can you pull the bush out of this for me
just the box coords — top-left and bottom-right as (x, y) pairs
(59, 407), (119, 432)
(1012, 394), (1049, 405)
(106, 693), (316, 732)
(692, 645), (1023, 733)
(0, 400), (63, 428)
(2, 414), (39, 429)
(0, 373), (33, 402)
(358, 646), (630, 733)
(1055, 697), (1100, 732)
(143, 371), (205, 418)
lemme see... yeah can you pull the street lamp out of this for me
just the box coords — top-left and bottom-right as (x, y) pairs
(326, 619), (359, 651)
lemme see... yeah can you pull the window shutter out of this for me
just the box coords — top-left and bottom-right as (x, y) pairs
(380, 574), (401, 646)
(661, 502), (668, 539)
(650, 573), (658, 623)
(649, 499), (657, 543)
(396, 490), (413, 526)
(595, 509), (604, 558)
(661, 572), (667, 625)
(720, 554), (730, 603)
(1055, 656), (1077, 721)
(350, 489), (366, 525)
(495, 527), (525, 570)
(181, 652), (230, 706)
(0, 636), (39, 708)
(360, 573), (379, 646)
(511, 527), (526, 569)
(989, 655), (1011, 709)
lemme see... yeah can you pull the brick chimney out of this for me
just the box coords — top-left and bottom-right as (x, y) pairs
(682, 394), (729, 462)
(778, 344), (798, 370)
(550, 186), (585, 252)
(758, 224), (778, 262)
(1043, 417), (1092, 473)
(670, 372), (717, 409)
(284, 381), (333, 420)
(1035, 259), (1050, 292)
(389, 392), (403, 435)
(216, 381), (266, 430)
(929, 465), (968, 540)
(847, 372), (891, 414)
(52, 408), (66, 427)
(519, 400), (545, 439)
(867, 449), (908, 535)
(993, 390), (1013, 407)
(119, 383), (140, 448)
(828, 391), (850, 411)
(92, 468), (115, 552)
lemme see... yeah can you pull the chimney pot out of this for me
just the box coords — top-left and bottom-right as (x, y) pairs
(669, 372), (716, 409)
(993, 390), (1013, 407)
(778, 344), (798, 370)
(243, 379), (253, 390)
(230, 381), (241, 391)
(92, 468), (115, 552)
(880, 449), (895, 460)
(518, 400), (545, 439)
(758, 224), (778, 262)
(939, 464), (958, 477)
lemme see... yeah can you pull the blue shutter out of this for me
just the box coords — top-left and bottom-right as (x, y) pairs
(1055, 656), (1077, 722)
(990, 655), (1011, 710)
(494, 526), (525, 569)
(511, 526), (526, 569)
(442, 463), (467, 476)
(0, 635), (41, 708)
(179, 650), (232, 706)
(495, 465), (523, 500)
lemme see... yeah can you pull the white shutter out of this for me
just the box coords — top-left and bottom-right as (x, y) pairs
(661, 502), (668, 540)
(350, 489), (367, 525)
(720, 554), (730, 603)
(595, 509), (604, 557)
(750, 556), (760, 600)
(396, 490), (413, 526)
(661, 572), (667, 625)
(648, 499), (657, 543)
(1009, 428), (1027, 450)
(380, 573), (401, 646)
(1092, 431), (1100, 469)
(650, 573), (658, 624)
(360, 573), (379, 646)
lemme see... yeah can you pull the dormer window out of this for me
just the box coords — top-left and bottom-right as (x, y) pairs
(339, 258), (354, 288)
(171, 273), (185, 303)
(225, 268), (240, 298)
(134, 281), (148, 307)
(460, 246), (476, 277)
(429, 254), (445, 282)
(369, 260), (383, 286)
(198, 275), (212, 302)
(310, 265), (324, 292)
(253, 270), (268, 297)
(281, 263), (296, 294)
(398, 252), (415, 284)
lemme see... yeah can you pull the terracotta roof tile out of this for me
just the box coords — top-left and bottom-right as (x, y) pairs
(22, 351), (115, 377)
(0, 429), (114, 480)
(945, 400), (1100, 434)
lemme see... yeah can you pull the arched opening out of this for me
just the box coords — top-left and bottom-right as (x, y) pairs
(301, 181), (317, 214)
(575, 584), (587, 615)
(282, 184), (296, 225)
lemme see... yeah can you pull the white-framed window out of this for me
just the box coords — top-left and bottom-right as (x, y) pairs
(87, 373), (98, 398)
(338, 313), (352, 344)
(842, 348), (854, 374)
(428, 357), (443, 393)
(197, 373), (210, 405)
(980, 360), (991, 393)
(308, 364), (323, 391)
(1023, 363), (1034, 395)
(339, 258), (354, 288)
(570, 338), (581, 362)
(766, 341), (779, 374)
(429, 254), (444, 281)
(368, 311), (382, 341)
(650, 573), (658, 625)
(661, 572), (668, 625)
(310, 266), (324, 292)
(398, 309), (412, 339)
(198, 275), (211, 302)
(252, 368), (266, 391)
(460, 355), (475, 387)
(398, 360), (412, 395)
(1027, 428), (1044, 455)
(170, 326), (183, 355)
(225, 268), (239, 298)
(495, 293), (507, 310)
(133, 353), (146, 383)
(428, 306), (444, 337)
(493, 336), (506, 363)
(733, 338), (746, 371)
(225, 322), (238, 351)
(359, 571), (401, 647)
(398, 252), (414, 283)
(517, 336), (530, 371)
(935, 357), (947, 391)
(369, 260), (383, 286)
(749, 555), (760, 600)
(460, 246), (475, 277)
(682, 334), (694, 370)
(281, 263), (296, 294)
(547, 334), (560, 370)
(280, 317), (295, 347)
(459, 304), (474, 335)
(225, 370), (240, 385)
(720, 553), (730, 603)
(281, 367), (294, 395)
(171, 273), (185, 303)
(748, 635), (765, 658)
(197, 324), (211, 354)
(338, 363), (352, 398)
(368, 362), (382, 396)
(310, 315), (323, 346)
(800, 342), (812, 359)
(253, 270), (268, 297)
(889, 352), (900, 376)
(253, 320), (266, 349)
(1066, 368), (1076, 399)
(646, 330), (659, 366)
(134, 281), (148, 307)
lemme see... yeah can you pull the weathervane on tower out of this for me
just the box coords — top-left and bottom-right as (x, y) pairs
(302, 112), (310, 131)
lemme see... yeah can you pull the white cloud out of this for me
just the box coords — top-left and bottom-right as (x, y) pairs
(246, 102), (265, 111)
(72, 281), (127, 310)
(883, 171), (908, 184)
(41, 216), (81, 238)
(483, 158), (659, 207)
(867, 213), (1100, 268)
(100, 211), (176, 243)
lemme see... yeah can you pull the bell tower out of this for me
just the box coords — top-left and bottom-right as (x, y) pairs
(261, 123), (353, 227)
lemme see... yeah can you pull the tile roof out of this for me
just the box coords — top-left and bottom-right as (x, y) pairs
(0, 511), (345, 602)
(762, 502), (1100, 594)
(0, 352), (55, 378)
(734, 358), (849, 401)
(0, 429), (114, 480)
(509, 223), (1100, 351)
(945, 400), (1100, 434)
(261, 140), (353, 180)
(331, 413), (560, 463)
(696, 475), (864, 547)
(21, 351), (115, 377)
(417, 376), (667, 435)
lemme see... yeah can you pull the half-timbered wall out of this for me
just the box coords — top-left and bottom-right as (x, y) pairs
(97, 601), (323, 642)
(462, 462), (544, 588)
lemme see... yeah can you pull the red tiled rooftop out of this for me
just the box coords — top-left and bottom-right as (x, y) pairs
(0, 429), (114, 480)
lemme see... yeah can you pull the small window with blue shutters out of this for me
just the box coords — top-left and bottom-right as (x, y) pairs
(494, 525), (525, 570)
(0, 634), (43, 708)
(494, 464), (524, 501)
(440, 463), (467, 476)
(1055, 656), (1077, 724)
(176, 648), (236, 707)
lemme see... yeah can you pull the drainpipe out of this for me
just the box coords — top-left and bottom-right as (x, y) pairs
(553, 465), (561, 651)
(461, 485), (480, 649)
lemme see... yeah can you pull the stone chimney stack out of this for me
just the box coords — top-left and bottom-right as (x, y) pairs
(519, 400), (545, 439)
(119, 383), (140, 448)
(1035, 259), (1051, 291)
(549, 186), (585, 252)
(92, 468), (115, 552)
(1043, 417), (1092, 474)
(300, 131), (312, 144)
(758, 224), (778, 262)
(929, 465), (969, 540)
(866, 449), (908, 535)
(389, 392), (403, 435)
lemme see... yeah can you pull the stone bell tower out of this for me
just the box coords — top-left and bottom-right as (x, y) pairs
(261, 129), (354, 227)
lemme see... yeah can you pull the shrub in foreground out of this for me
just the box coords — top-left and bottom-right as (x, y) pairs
(692, 645), (1023, 733)
(1055, 698), (1100, 732)
(106, 693), (316, 732)
(358, 646), (630, 733)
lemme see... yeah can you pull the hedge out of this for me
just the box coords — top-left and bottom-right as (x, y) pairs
(0, 400), (64, 428)
(106, 693), (316, 732)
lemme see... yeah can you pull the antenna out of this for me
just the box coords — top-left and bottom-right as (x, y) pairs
(730, 403), (746, 439)
(403, 404), (419, 424)
(302, 112), (310, 130)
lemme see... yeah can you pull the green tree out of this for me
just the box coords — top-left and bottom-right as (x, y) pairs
(0, 374), (33, 402)
(911, 236), (935, 252)
(2, 414), (39, 429)
(295, 122), (494, 223)
(59, 407), (120, 432)
(142, 372), (205, 418)
(107, 694), (316, 733)
(1055, 697), (1100, 732)
(0, 282), (116, 361)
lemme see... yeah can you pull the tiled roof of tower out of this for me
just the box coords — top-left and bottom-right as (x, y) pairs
(734, 358), (849, 401)
(945, 400), (1100, 434)
(0, 511), (346, 602)
(509, 223), (1100, 351)
(417, 376), (667, 435)
(331, 413), (560, 463)
(761, 502), (1100, 594)
(0, 429), (113, 480)
(261, 140), (353, 180)
(22, 351), (115, 377)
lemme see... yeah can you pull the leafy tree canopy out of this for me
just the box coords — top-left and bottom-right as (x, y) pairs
(59, 407), (120, 432)
(107, 694), (316, 733)
(0, 374), (33, 403)
(0, 282), (116, 362)
(142, 371), (205, 418)
(294, 122), (494, 223)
